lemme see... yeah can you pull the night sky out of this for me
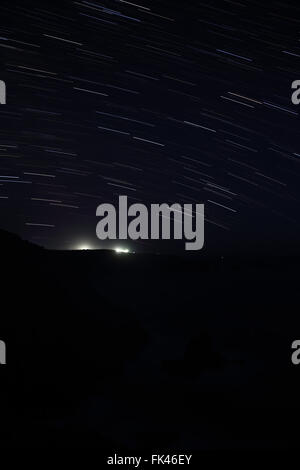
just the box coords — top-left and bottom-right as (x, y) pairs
(0, 0), (299, 253)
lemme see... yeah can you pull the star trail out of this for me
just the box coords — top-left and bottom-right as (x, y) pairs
(0, 0), (299, 252)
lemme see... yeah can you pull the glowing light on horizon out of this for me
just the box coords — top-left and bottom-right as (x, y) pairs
(115, 247), (130, 254)
(77, 244), (92, 250)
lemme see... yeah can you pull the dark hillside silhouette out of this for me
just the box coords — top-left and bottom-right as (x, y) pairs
(0, 229), (300, 449)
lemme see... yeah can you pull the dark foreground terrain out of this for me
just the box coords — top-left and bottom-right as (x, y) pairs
(0, 229), (300, 450)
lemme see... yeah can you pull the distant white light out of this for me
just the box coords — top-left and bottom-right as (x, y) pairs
(77, 244), (92, 250)
(115, 247), (129, 254)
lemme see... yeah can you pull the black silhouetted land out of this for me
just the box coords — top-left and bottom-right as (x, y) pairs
(0, 229), (300, 450)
